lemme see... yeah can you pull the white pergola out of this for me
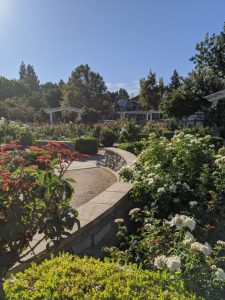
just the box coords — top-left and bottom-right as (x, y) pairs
(44, 107), (84, 124)
(204, 89), (225, 107)
(117, 110), (162, 121)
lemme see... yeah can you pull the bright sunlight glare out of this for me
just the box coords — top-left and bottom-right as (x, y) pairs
(0, 0), (12, 24)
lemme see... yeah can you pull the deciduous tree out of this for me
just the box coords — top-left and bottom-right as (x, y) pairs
(64, 64), (108, 111)
(190, 23), (225, 77)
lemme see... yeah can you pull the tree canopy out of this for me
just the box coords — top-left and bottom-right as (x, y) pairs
(190, 23), (225, 77)
(139, 70), (164, 110)
(64, 64), (109, 112)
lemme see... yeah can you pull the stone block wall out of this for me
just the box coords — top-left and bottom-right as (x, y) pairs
(104, 147), (136, 171)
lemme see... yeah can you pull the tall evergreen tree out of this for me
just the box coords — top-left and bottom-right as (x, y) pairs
(115, 88), (130, 100)
(18, 62), (40, 91)
(26, 64), (40, 91)
(139, 70), (164, 110)
(19, 61), (27, 80)
(168, 70), (182, 92)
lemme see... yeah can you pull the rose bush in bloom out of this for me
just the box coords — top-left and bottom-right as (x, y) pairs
(105, 208), (225, 299)
(119, 133), (225, 238)
(0, 140), (85, 298)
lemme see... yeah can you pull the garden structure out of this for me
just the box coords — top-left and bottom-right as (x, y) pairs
(44, 106), (84, 124)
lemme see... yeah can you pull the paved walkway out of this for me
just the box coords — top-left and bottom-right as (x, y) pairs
(14, 151), (117, 265)
(64, 151), (117, 208)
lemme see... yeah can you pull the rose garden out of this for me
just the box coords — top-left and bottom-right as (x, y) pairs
(0, 22), (225, 299)
(0, 117), (224, 299)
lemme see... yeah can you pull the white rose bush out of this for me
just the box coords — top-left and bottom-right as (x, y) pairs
(119, 133), (225, 238)
(106, 133), (225, 299)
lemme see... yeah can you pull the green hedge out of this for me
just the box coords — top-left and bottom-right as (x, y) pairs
(75, 137), (98, 155)
(118, 141), (146, 155)
(4, 253), (199, 300)
(100, 129), (117, 147)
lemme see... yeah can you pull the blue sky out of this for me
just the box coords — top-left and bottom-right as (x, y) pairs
(0, 0), (224, 96)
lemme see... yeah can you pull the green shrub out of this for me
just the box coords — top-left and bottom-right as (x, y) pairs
(119, 132), (223, 227)
(119, 120), (140, 143)
(118, 141), (146, 155)
(75, 137), (98, 154)
(19, 131), (34, 148)
(207, 136), (223, 150)
(100, 129), (117, 147)
(4, 253), (199, 300)
(91, 124), (102, 139)
(218, 147), (225, 155)
(162, 130), (174, 140)
(81, 108), (101, 124)
(108, 210), (225, 300)
(181, 127), (211, 137)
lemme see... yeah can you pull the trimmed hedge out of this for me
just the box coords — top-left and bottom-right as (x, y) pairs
(118, 141), (146, 155)
(100, 129), (117, 147)
(4, 253), (199, 300)
(75, 137), (98, 155)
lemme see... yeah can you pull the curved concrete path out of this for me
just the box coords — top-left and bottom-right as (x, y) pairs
(13, 151), (117, 265)
(64, 150), (117, 208)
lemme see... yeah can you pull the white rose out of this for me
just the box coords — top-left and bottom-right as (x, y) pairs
(215, 268), (225, 280)
(165, 255), (181, 272)
(157, 187), (165, 193)
(168, 214), (196, 231)
(154, 255), (167, 269)
(183, 231), (195, 244)
(191, 242), (211, 256)
(189, 201), (198, 208)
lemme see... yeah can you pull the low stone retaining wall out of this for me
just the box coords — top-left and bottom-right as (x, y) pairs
(58, 147), (136, 256)
(104, 147), (136, 171)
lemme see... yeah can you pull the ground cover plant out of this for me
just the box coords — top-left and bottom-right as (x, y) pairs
(4, 253), (200, 300)
(0, 140), (83, 298)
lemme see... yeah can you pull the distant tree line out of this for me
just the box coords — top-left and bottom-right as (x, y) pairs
(0, 22), (224, 124)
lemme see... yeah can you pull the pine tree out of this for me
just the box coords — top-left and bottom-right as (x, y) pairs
(26, 64), (40, 90)
(19, 61), (27, 80)
(168, 70), (182, 92)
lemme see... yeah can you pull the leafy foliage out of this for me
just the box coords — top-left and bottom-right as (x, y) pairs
(100, 128), (117, 147)
(119, 133), (225, 230)
(190, 23), (225, 77)
(0, 141), (81, 292)
(118, 140), (146, 155)
(139, 70), (164, 110)
(106, 210), (225, 299)
(119, 120), (140, 143)
(4, 253), (199, 300)
(75, 137), (98, 154)
(63, 64), (110, 112)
